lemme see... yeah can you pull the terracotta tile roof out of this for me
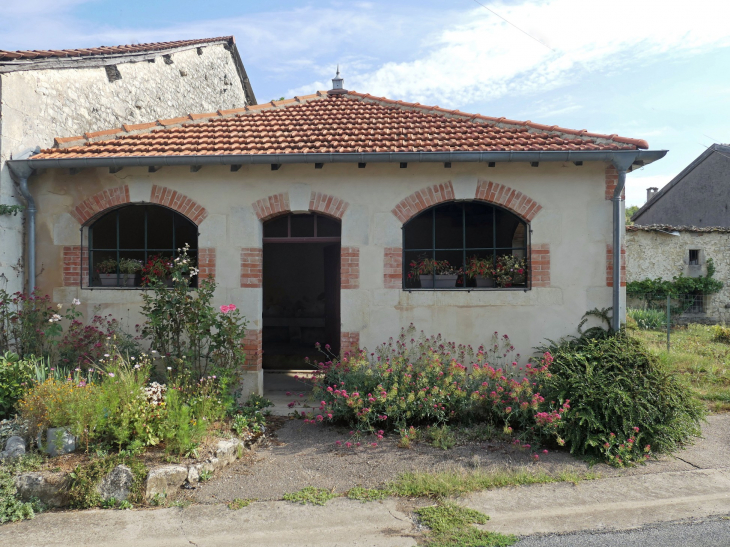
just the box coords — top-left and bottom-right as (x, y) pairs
(0, 37), (233, 63)
(34, 91), (649, 160)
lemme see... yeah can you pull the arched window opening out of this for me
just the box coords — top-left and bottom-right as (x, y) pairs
(403, 202), (529, 290)
(87, 204), (198, 288)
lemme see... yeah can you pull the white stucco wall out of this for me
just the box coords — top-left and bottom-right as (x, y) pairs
(626, 229), (730, 322)
(0, 43), (249, 295)
(29, 161), (617, 387)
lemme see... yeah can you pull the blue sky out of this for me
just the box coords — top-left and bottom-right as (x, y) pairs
(3, 0), (730, 206)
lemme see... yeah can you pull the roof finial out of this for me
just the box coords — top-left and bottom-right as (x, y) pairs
(328, 65), (347, 95)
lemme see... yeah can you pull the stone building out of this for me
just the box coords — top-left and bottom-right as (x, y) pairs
(627, 145), (730, 323)
(7, 72), (665, 395)
(0, 36), (256, 294)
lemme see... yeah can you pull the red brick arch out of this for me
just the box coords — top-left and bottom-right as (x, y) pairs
(391, 182), (455, 224)
(252, 191), (350, 221)
(71, 185), (130, 225)
(150, 185), (208, 225)
(474, 181), (542, 222)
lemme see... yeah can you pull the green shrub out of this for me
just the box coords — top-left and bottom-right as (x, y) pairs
(627, 308), (666, 330)
(0, 456), (43, 524)
(539, 332), (705, 465)
(710, 325), (730, 344)
(0, 352), (34, 419)
(68, 454), (147, 508)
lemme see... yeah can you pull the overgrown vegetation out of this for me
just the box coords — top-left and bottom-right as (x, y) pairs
(627, 257), (723, 298)
(416, 502), (516, 547)
(630, 325), (730, 412)
(0, 454), (43, 524)
(540, 316), (706, 465)
(627, 308), (666, 330)
(346, 486), (388, 502)
(283, 486), (337, 506)
(68, 454), (147, 509)
(228, 498), (255, 510)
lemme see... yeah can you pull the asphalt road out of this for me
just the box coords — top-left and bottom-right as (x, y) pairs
(515, 517), (730, 547)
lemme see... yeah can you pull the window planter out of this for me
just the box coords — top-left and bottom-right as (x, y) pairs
(98, 273), (136, 287)
(420, 274), (459, 288)
(475, 277), (495, 288)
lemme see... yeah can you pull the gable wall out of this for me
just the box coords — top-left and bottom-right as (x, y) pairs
(635, 151), (730, 227)
(29, 161), (617, 394)
(0, 44), (249, 294)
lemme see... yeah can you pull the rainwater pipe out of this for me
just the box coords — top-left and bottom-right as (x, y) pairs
(610, 154), (640, 332)
(8, 148), (38, 293)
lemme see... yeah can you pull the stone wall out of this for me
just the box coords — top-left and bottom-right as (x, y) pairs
(626, 228), (730, 323)
(0, 43), (250, 294)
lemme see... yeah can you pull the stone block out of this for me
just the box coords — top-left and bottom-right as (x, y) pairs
(15, 472), (70, 507)
(145, 465), (188, 499)
(0, 436), (26, 460)
(97, 464), (134, 501)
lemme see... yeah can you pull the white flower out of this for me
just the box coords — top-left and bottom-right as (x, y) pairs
(151, 350), (157, 353)
(72, 298), (81, 306)
(130, 356), (135, 360)
(167, 367), (172, 371)
(57, 303), (63, 309)
(104, 354), (110, 357)
(134, 364), (140, 369)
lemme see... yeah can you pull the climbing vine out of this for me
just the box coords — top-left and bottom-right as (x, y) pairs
(0, 205), (24, 216)
(627, 257), (723, 298)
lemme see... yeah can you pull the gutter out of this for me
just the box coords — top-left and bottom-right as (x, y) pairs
(8, 149), (667, 171)
(7, 150), (37, 293)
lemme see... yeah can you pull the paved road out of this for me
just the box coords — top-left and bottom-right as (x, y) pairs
(515, 517), (730, 547)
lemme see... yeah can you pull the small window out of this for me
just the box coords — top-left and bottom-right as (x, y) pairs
(87, 205), (198, 288)
(402, 202), (529, 290)
(689, 249), (700, 266)
(263, 213), (341, 240)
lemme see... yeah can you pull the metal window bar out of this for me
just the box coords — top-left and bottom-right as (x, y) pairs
(401, 202), (529, 291)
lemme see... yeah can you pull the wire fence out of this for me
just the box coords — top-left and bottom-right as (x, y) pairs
(627, 293), (713, 351)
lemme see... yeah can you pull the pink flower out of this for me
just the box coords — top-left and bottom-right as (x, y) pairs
(228, 304), (237, 311)
(108, 373), (115, 377)
(633, 426), (640, 433)
(371, 443), (377, 447)
(335, 440), (342, 446)
(345, 442), (352, 448)
(532, 454), (539, 460)
(286, 391), (291, 396)
(220, 305), (230, 314)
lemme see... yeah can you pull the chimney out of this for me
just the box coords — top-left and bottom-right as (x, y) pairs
(646, 187), (658, 203)
(327, 66), (347, 95)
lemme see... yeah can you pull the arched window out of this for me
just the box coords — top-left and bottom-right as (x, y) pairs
(88, 205), (198, 288)
(403, 202), (528, 290)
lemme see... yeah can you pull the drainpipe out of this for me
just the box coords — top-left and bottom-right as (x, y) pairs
(8, 149), (38, 293)
(610, 155), (638, 332)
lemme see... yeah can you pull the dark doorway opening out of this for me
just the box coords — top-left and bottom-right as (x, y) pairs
(262, 214), (341, 370)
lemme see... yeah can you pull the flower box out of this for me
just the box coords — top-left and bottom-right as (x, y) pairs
(420, 274), (458, 288)
(475, 277), (495, 288)
(98, 273), (135, 287)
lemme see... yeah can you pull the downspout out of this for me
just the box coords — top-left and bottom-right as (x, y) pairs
(610, 155), (638, 332)
(8, 150), (37, 293)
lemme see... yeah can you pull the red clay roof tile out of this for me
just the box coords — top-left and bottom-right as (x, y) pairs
(33, 91), (649, 160)
(0, 37), (234, 63)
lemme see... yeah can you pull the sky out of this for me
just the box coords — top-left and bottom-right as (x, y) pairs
(2, 0), (730, 206)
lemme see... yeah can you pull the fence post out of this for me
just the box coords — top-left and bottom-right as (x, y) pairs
(666, 294), (671, 352)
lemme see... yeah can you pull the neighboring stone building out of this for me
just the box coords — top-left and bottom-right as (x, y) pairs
(631, 143), (730, 227)
(0, 36), (256, 294)
(7, 73), (665, 395)
(626, 145), (730, 323)
(626, 225), (730, 323)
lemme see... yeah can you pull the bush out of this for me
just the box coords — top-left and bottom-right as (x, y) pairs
(627, 308), (666, 330)
(302, 327), (565, 447)
(139, 244), (248, 382)
(710, 324), (730, 344)
(539, 332), (705, 465)
(0, 352), (34, 419)
(0, 291), (57, 358)
(0, 456), (43, 523)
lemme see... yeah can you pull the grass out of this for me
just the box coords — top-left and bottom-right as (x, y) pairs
(228, 498), (255, 510)
(416, 502), (516, 547)
(346, 486), (388, 502)
(387, 467), (598, 499)
(283, 487), (337, 506)
(630, 324), (730, 412)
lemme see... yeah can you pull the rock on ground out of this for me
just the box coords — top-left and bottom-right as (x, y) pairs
(0, 435), (26, 460)
(15, 472), (69, 508)
(97, 465), (134, 502)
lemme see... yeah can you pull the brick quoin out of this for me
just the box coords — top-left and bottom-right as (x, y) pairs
(309, 192), (349, 219)
(383, 247), (403, 289)
(242, 329), (263, 371)
(341, 332), (360, 356)
(252, 193), (291, 221)
(62, 246), (89, 287)
(475, 181), (542, 222)
(530, 244), (551, 288)
(71, 185), (130, 224)
(240, 248), (263, 288)
(150, 185), (208, 225)
(606, 244), (626, 287)
(197, 248), (216, 281)
(341, 247), (360, 289)
(604, 165), (625, 201)
(391, 182), (455, 223)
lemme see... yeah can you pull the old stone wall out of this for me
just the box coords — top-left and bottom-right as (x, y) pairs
(626, 229), (730, 323)
(0, 43), (250, 294)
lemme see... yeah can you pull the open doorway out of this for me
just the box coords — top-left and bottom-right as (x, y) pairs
(262, 213), (341, 371)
